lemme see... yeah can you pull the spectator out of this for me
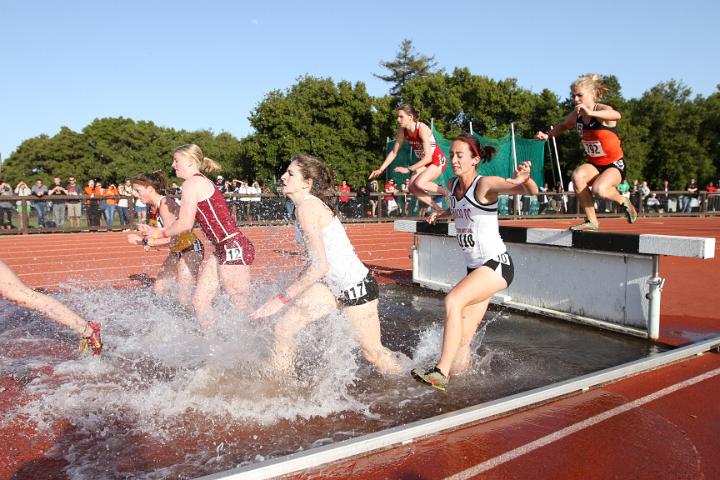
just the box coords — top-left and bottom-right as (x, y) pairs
(567, 180), (576, 214)
(0, 180), (14, 229)
(368, 180), (379, 217)
(639, 181), (651, 214)
(95, 181), (107, 225)
(117, 180), (131, 226)
(646, 193), (661, 213)
(661, 179), (671, 212)
(400, 177), (412, 215)
(31, 179), (49, 228)
(83, 179), (102, 227)
(681, 178), (698, 213)
(337, 180), (351, 217)
(384, 178), (398, 216)
(103, 182), (119, 226)
(170, 182), (182, 195)
(705, 181), (718, 212)
(234, 179), (250, 222)
(135, 195), (147, 224)
(338, 180), (351, 202)
(356, 185), (371, 217)
(539, 183), (549, 214)
(14, 181), (31, 229)
(47, 176), (67, 228)
(250, 180), (262, 221)
(66, 176), (82, 227)
(215, 175), (226, 192)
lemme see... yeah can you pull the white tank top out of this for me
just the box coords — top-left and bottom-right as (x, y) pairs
(294, 195), (368, 295)
(449, 176), (507, 268)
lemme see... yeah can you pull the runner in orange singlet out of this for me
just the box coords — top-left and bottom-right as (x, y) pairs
(536, 74), (637, 231)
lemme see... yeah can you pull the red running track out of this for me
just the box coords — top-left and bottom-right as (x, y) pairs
(1, 218), (719, 480)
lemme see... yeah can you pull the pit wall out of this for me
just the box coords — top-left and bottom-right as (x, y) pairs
(397, 221), (715, 338)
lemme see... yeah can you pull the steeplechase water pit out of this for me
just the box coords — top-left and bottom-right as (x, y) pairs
(0, 223), (715, 480)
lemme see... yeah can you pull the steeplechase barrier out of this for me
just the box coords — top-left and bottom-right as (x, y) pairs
(394, 220), (715, 340)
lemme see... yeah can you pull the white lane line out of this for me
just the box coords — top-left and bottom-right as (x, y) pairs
(444, 367), (720, 480)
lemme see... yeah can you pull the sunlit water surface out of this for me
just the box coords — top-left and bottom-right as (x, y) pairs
(0, 282), (662, 479)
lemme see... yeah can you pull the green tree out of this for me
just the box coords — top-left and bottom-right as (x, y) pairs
(629, 80), (714, 188)
(697, 84), (720, 178)
(374, 39), (438, 100)
(2, 118), (244, 187)
(241, 76), (383, 189)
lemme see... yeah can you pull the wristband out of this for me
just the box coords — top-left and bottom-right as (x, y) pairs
(523, 176), (531, 184)
(277, 293), (290, 304)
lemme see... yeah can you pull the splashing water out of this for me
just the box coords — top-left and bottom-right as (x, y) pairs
(1, 283), (660, 479)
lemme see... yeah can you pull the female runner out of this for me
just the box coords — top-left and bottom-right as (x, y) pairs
(139, 144), (254, 329)
(411, 135), (538, 391)
(536, 74), (636, 231)
(369, 104), (448, 212)
(251, 154), (402, 374)
(128, 171), (203, 309)
(0, 260), (102, 354)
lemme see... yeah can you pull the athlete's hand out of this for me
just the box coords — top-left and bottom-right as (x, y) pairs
(394, 166), (410, 174)
(137, 223), (153, 235)
(575, 104), (592, 116)
(506, 161), (532, 185)
(249, 297), (284, 321)
(368, 169), (383, 180)
(427, 211), (440, 224)
(535, 131), (549, 141)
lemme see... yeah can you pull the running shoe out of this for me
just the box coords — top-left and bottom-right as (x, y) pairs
(411, 366), (448, 391)
(622, 198), (638, 224)
(79, 321), (103, 355)
(570, 220), (599, 232)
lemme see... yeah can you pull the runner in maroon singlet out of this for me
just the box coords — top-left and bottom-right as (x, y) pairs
(369, 104), (448, 213)
(138, 144), (254, 330)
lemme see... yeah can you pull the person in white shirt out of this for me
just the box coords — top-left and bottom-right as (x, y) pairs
(251, 154), (402, 374)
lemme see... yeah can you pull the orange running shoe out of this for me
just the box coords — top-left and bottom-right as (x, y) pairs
(79, 321), (103, 355)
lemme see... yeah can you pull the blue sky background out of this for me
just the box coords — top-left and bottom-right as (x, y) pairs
(1, 0), (717, 159)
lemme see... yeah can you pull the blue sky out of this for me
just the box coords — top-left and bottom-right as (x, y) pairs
(1, 0), (717, 159)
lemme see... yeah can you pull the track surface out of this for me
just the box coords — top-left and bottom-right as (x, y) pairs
(1, 217), (719, 480)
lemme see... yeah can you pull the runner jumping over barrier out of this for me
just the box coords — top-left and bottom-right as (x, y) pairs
(536, 73), (636, 231)
(411, 135), (538, 391)
(370, 104), (448, 213)
(0, 259), (102, 354)
(252, 154), (402, 374)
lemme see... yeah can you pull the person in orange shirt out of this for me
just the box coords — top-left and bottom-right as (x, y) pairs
(103, 183), (119, 226)
(83, 179), (102, 227)
(0, 259), (102, 354)
(536, 74), (637, 231)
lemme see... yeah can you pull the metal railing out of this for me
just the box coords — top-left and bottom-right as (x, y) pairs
(0, 190), (718, 235)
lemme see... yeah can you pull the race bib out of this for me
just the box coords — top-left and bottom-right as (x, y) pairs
(345, 281), (367, 301)
(225, 246), (243, 263)
(582, 141), (606, 157)
(457, 233), (475, 249)
(497, 252), (510, 265)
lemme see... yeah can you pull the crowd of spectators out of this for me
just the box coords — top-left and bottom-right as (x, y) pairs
(2, 173), (720, 231)
(0, 176), (142, 229)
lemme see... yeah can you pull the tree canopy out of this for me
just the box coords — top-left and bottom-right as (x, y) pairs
(2, 66), (718, 191)
(374, 39), (439, 100)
